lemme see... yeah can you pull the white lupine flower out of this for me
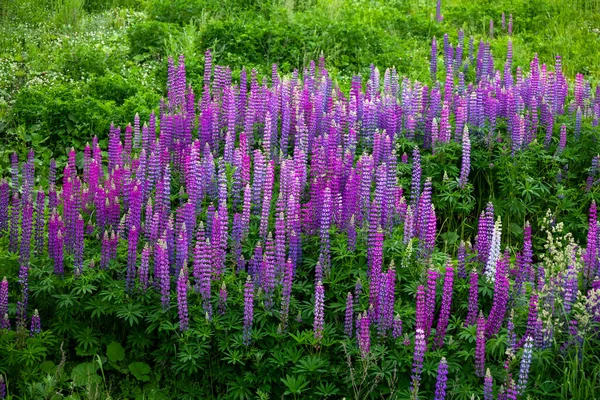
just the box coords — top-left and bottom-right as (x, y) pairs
(485, 217), (502, 283)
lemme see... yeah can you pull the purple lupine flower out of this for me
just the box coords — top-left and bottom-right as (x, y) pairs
(17, 262), (29, 327)
(575, 107), (582, 140)
(243, 276), (254, 346)
(424, 268), (438, 340)
(458, 127), (471, 188)
(475, 311), (486, 377)
(139, 243), (150, 292)
(0, 374), (5, 399)
(557, 124), (566, 155)
(563, 256), (578, 314)
(435, 265), (454, 348)
(484, 368), (493, 400)
(74, 214), (84, 277)
(358, 311), (371, 358)
(126, 224), (139, 290)
(314, 280), (325, 345)
(516, 336), (533, 394)
(34, 190), (45, 255)
(411, 328), (426, 394)
(415, 284), (426, 332)
(434, 357), (449, 400)
(30, 309), (41, 336)
(262, 233), (276, 310)
(410, 147), (421, 206)
(155, 239), (170, 309)
(280, 259), (293, 330)
(436, 0), (442, 22)
(320, 187), (332, 271)
(345, 292), (353, 337)
(347, 214), (356, 251)
(0, 277), (8, 329)
(218, 282), (227, 315)
(0, 180), (9, 236)
(465, 269), (479, 326)
(486, 249), (510, 337)
(177, 267), (189, 331)
(392, 314), (403, 339)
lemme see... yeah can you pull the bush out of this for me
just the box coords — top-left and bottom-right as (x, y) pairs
(127, 20), (175, 58)
(87, 73), (137, 105)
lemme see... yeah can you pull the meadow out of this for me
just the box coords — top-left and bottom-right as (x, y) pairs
(0, 0), (600, 399)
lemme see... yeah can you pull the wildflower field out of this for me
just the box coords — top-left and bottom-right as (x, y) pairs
(1, 0), (600, 398)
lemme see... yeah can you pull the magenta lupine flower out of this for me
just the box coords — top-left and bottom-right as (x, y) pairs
(345, 292), (353, 337)
(484, 368), (493, 400)
(139, 243), (150, 292)
(358, 311), (371, 358)
(0, 277), (8, 329)
(434, 357), (449, 400)
(314, 280), (325, 345)
(424, 268), (438, 340)
(465, 269), (479, 326)
(177, 267), (189, 331)
(243, 276), (254, 346)
(415, 284), (426, 332)
(475, 311), (486, 377)
(401, 152), (408, 164)
(218, 282), (227, 316)
(30, 309), (41, 336)
(320, 187), (332, 271)
(435, 265), (454, 348)
(458, 127), (471, 188)
(411, 328), (426, 394)
(517, 336), (533, 394)
(19, 196), (34, 266)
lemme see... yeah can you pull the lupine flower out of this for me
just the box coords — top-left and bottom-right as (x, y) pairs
(314, 280), (325, 345)
(177, 267), (189, 331)
(517, 336), (533, 394)
(30, 309), (41, 336)
(475, 311), (486, 377)
(0, 278), (8, 330)
(139, 243), (150, 292)
(392, 314), (403, 339)
(345, 292), (353, 337)
(457, 240), (467, 278)
(434, 357), (448, 400)
(435, 265), (454, 348)
(218, 282), (227, 315)
(243, 276), (254, 346)
(431, 37), (438, 81)
(411, 328), (426, 394)
(557, 124), (566, 155)
(485, 217), (502, 283)
(280, 259), (293, 330)
(0, 374), (5, 399)
(358, 311), (371, 358)
(459, 127), (471, 188)
(484, 368), (493, 400)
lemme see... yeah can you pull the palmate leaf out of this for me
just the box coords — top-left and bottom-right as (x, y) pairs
(115, 302), (144, 326)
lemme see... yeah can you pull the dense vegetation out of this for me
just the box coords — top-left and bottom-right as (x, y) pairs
(1, 0), (600, 399)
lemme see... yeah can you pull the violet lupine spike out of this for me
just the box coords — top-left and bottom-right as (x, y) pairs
(486, 249), (510, 337)
(0, 375), (5, 399)
(436, 0), (442, 22)
(465, 269), (479, 327)
(557, 124), (566, 155)
(410, 147), (422, 206)
(177, 267), (189, 331)
(458, 126), (471, 188)
(0, 277), (8, 330)
(0, 180), (8, 236)
(434, 357), (448, 400)
(320, 187), (332, 271)
(424, 268), (438, 340)
(392, 314), (403, 339)
(19, 196), (33, 266)
(411, 328), (426, 395)
(139, 243), (150, 292)
(74, 214), (84, 277)
(218, 282), (227, 316)
(280, 259), (293, 330)
(155, 239), (170, 309)
(344, 292), (353, 338)
(475, 311), (486, 377)
(314, 280), (325, 346)
(243, 276), (254, 346)
(126, 225), (138, 291)
(484, 368), (494, 400)
(435, 265), (454, 348)
(431, 37), (438, 81)
(30, 309), (41, 336)
(415, 284), (426, 332)
(358, 311), (371, 358)
(17, 263), (29, 327)
(516, 336), (534, 394)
